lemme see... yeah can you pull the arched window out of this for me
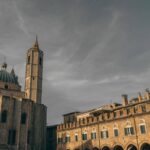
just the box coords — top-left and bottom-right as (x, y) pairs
(21, 113), (27, 124)
(1, 110), (7, 123)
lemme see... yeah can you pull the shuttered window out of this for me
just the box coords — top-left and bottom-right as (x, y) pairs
(140, 125), (146, 134)
(114, 129), (119, 137)
(91, 132), (96, 140)
(82, 133), (87, 140)
(124, 127), (134, 136)
(101, 131), (108, 139)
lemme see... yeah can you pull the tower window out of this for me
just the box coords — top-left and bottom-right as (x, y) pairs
(27, 130), (31, 144)
(28, 56), (30, 64)
(21, 113), (27, 124)
(8, 129), (16, 145)
(39, 57), (42, 65)
(5, 84), (8, 89)
(1, 110), (7, 123)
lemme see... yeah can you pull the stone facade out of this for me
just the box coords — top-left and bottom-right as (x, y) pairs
(57, 91), (150, 150)
(0, 38), (46, 150)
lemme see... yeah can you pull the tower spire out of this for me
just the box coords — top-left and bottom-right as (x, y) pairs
(33, 35), (39, 49)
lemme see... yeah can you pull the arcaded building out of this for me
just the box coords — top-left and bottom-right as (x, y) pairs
(57, 91), (150, 150)
(0, 38), (47, 150)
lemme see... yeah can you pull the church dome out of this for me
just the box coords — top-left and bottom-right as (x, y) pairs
(0, 63), (19, 85)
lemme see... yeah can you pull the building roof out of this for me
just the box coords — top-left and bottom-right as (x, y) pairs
(63, 111), (81, 116)
(0, 63), (19, 85)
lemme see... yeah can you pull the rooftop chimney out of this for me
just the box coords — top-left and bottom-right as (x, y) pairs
(122, 94), (128, 106)
(138, 92), (142, 102)
(145, 89), (150, 100)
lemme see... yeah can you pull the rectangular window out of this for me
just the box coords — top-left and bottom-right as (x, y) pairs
(107, 113), (110, 119)
(101, 131), (108, 139)
(134, 107), (138, 113)
(91, 132), (96, 140)
(57, 138), (62, 144)
(114, 129), (119, 137)
(27, 130), (31, 144)
(126, 108), (130, 115)
(114, 112), (117, 118)
(28, 56), (30, 64)
(124, 127), (134, 136)
(82, 133), (87, 140)
(140, 125), (146, 134)
(120, 110), (123, 116)
(141, 105), (146, 112)
(75, 134), (78, 141)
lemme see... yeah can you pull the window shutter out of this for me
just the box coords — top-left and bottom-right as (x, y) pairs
(106, 131), (108, 138)
(130, 127), (134, 135)
(124, 128), (127, 135)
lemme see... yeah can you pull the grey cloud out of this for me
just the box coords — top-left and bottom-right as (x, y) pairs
(0, 0), (150, 124)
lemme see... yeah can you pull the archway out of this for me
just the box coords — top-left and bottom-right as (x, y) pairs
(113, 145), (123, 150)
(84, 148), (90, 150)
(127, 144), (137, 150)
(140, 143), (150, 150)
(102, 146), (110, 150)
(93, 147), (99, 150)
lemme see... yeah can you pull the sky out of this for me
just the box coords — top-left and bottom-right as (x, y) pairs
(0, 0), (150, 125)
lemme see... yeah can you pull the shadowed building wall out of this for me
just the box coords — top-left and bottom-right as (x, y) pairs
(0, 38), (47, 150)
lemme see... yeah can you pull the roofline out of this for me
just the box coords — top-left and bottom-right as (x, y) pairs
(63, 111), (81, 116)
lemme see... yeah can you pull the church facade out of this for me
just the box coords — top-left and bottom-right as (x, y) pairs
(0, 38), (46, 150)
(57, 91), (150, 150)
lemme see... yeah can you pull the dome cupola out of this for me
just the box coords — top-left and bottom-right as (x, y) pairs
(0, 62), (19, 85)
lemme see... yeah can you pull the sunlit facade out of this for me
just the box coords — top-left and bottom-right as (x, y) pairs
(57, 91), (150, 150)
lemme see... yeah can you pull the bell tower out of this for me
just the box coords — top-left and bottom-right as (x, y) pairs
(25, 36), (43, 103)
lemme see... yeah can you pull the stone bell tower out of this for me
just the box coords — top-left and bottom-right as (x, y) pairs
(25, 36), (43, 103)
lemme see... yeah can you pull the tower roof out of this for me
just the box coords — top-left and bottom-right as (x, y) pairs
(0, 69), (19, 85)
(33, 35), (39, 49)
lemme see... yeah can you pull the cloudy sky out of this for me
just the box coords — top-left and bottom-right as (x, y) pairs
(0, 0), (150, 125)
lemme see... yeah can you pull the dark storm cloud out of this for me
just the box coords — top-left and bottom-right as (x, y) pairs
(0, 0), (150, 124)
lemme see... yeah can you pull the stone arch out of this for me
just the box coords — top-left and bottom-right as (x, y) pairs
(102, 146), (110, 150)
(93, 147), (99, 150)
(140, 143), (150, 150)
(127, 144), (137, 150)
(113, 145), (123, 150)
